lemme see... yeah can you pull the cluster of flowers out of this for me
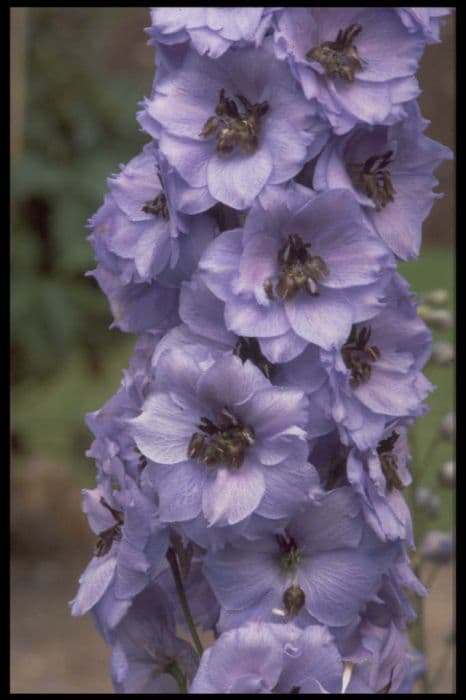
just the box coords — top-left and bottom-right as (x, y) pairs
(72, 7), (452, 694)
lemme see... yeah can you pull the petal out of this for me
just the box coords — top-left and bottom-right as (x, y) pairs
(158, 462), (205, 522)
(180, 276), (236, 346)
(331, 79), (392, 125)
(286, 291), (353, 350)
(241, 386), (308, 439)
(225, 296), (290, 338)
(197, 354), (268, 410)
(130, 392), (195, 464)
(256, 458), (320, 519)
(288, 488), (363, 553)
(160, 131), (211, 188)
(300, 547), (395, 626)
(202, 463), (266, 526)
(259, 333), (309, 364)
(203, 546), (280, 610)
(354, 370), (425, 417)
(354, 8), (424, 82)
(207, 148), (273, 210)
(199, 227), (243, 302)
(70, 555), (116, 616)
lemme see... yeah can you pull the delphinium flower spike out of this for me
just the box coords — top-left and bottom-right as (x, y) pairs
(72, 6), (453, 694)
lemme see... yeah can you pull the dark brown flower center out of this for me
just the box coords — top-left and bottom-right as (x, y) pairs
(306, 24), (364, 82)
(341, 325), (381, 387)
(142, 167), (170, 220)
(188, 407), (255, 470)
(142, 192), (169, 220)
(347, 150), (396, 211)
(94, 497), (124, 557)
(200, 88), (269, 157)
(377, 431), (404, 492)
(283, 583), (306, 617)
(264, 234), (329, 302)
(233, 336), (276, 380)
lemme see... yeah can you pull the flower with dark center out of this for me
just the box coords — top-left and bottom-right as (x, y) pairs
(376, 432), (404, 492)
(265, 234), (329, 302)
(312, 101), (452, 259)
(306, 23), (364, 82)
(233, 336), (276, 380)
(273, 8), (425, 134)
(188, 407), (256, 470)
(199, 185), (391, 358)
(131, 350), (311, 529)
(141, 191), (169, 220)
(142, 44), (329, 209)
(201, 88), (269, 157)
(94, 497), (125, 558)
(341, 325), (381, 387)
(204, 487), (399, 630)
(347, 151), (396, 211)
(346, 426), (413, 544)
(88, 142), (217, 334)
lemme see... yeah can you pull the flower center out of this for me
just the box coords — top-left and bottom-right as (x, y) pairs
(264, 234), (329, 302)
(347, 150), (396, 211)
(142, 192), (169, 220)
(341, 325), (381, 387)
(94, 497), (124, 557)
(188, 407), (255, 470)
(306, 24), (364, 82)
(200, 88), (269, 157)
(142, 168), (170, 220)
(233, 336), (276, 380)
(276, 534), (302, 575)
(377, 431), (404, 492)
(283, 584), (306, 617)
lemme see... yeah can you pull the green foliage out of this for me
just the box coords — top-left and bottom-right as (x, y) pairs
(400, 248), (455, 532)
(12, 8), (153, 382)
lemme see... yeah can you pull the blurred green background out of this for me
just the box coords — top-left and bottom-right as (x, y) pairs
(10, 8), (455, 694)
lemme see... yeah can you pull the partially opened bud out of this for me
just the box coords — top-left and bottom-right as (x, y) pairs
(440, 412), (455, 441)
(417, 306), (453, 330)
(438, 460), (455, 488)
(415, 487), (440, 518)
(420, 530), (454, 565)
(424, 289), (449, 307)
(431, 341), (455, 366)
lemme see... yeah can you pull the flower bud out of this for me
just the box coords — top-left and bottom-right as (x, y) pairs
(439, 412), (455, 441)
(431, 341), (455, 366)
(417, 305), (453, 330)
(420, 530), (454, 565)
(424, 289), (449, 307)
(438, 460), (455, 488)
(415, 487), (440, 518)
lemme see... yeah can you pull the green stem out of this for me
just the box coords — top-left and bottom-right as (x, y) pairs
(165, 661), (188, 694)
(166, 547), (204, 658)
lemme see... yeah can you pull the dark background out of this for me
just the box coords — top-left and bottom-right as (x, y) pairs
(11, 8), (455, 693)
